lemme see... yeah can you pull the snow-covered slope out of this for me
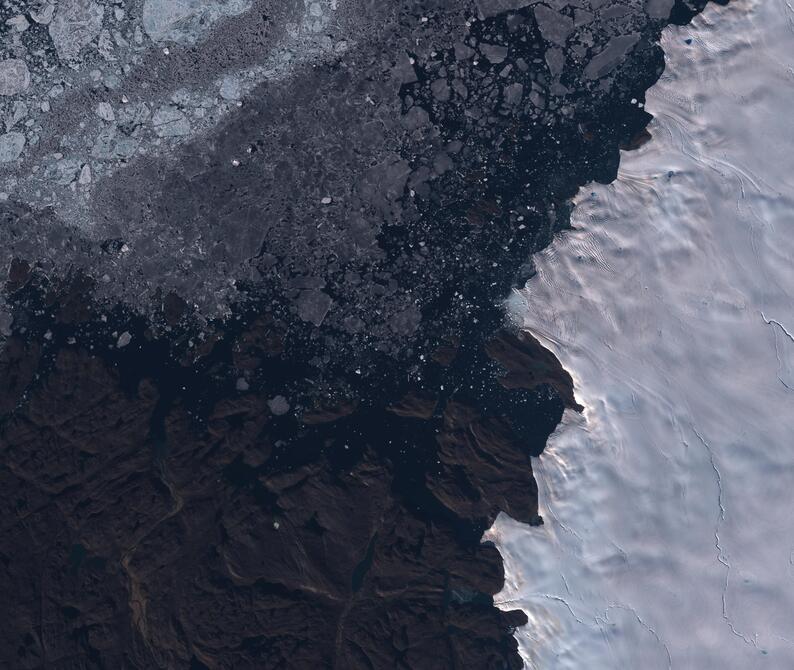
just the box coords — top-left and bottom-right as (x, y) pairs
(486, 1), (794, 667)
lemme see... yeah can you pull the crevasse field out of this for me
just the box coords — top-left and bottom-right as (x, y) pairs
(487, 1), (794, 667)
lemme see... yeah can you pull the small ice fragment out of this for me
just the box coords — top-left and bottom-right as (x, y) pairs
(0, 132), (26, 162)
(96, 101), (115, 121)
(6, 15), (30, 33)
(116, 331), (132, 348)
(78, 164), (92, 184)
(268, 395), (290, 416)
(219, 74), (242, 101)
(0, 59), (31, 96)
(31, 3), (56, 25)
(49, 0), (104, 62)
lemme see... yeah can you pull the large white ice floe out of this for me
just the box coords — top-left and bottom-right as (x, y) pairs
(142, 0), (252, 44)
(486, 1), (794, 667)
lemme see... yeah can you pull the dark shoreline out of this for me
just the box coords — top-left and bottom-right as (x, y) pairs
(0, 2), (723, 667)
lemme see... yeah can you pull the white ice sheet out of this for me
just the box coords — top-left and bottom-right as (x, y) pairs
(486, 1), (794, 667)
